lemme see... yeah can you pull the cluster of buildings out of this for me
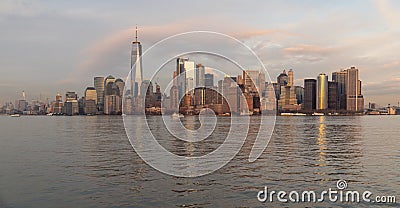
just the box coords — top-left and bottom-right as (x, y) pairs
(48, 75), (126, 115)
(156, 58), (270, 115)
(1, 75), (126, 116)
(4, 27), (400, 116)
(273, 66), (365, 114)
(134, 57), (368, 115)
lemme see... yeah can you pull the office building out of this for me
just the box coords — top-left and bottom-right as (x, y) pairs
(288, 69), (294, 86)
(346, 67), (364, 111)
(243, 70), (260, 93)
(84, 87), (97, 115)
(295, 86), (304, 105)
(64, 100), (79, 116)
(94, 76), (105, 112)
(65, 91), (77, 101)
(204, 73), (214, 88)
(277, 70), (289, 86)
(316, 73), (328, 110)
(328, 81), (338, 110)
(304, 79), (316, 111)
(131, 26), (143, 98)
(195, 64), (205, 87)
(332, 70), (347, 110)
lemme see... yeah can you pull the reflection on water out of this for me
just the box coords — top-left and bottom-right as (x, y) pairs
(316, 116), (327, 183)
(0, 115), (398, 207)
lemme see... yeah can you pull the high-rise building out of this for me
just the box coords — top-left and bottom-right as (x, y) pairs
(17, 100), (27, 112)
(288, 69), (294, 86)
(304, 79), (317, 111)
(276, 69), (300, 111)
(176, 57), (188, 100)
(94, 76), (105, 112)
(104, 75), (123, 115)
(243, 70), (260, 93)
(204, 73), (214, 88)
(328, 81), (338, 110)
(64, 100), (78, 116)
(55, 93), (62, 102)
(346, 67), (364, 111)
(131, 26), (143, 98)
(332, 70), (347, 110)
(259, 71), (266, 96)
(184, 60), (195, 94)
(170, 71), (179, 112)
(115, 79), (125, 97)
(51, 94), (63, 114)
(195, 64), (205, 87)
(317, 73), (328, 110)
(295, 86), (304, 105)
(84, 87), (97, 115)
(278, 85), (298, 111)
(65, 91), (78, 101)
(84, 87), (97, 103)
(277, 70), (289, 86)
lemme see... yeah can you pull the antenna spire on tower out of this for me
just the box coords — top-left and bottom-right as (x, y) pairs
(135, 25), (138, 42)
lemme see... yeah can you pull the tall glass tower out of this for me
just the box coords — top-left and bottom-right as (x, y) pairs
(131, 26), (143, 98)
(317, 73), (328, 110)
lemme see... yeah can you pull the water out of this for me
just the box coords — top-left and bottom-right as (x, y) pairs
(0, 115), (398, 207)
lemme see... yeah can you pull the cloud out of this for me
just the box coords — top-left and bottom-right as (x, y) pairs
(383, 60), (400, 68)
(0, 0), (44, 18)
(373, 0), (400, 28)
(61, 18), (289, 84)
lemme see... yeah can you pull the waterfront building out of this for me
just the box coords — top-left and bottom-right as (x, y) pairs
(131, 26), (143, 98)
(303, 79), (317, 111)
(195, 64), (205, 87)
(316, 73), (328, 110)
(277, 70), (289, 86)
(84, 87), (97, 115)
(332, 70), (347, 110)
(94, 76), (105, 112)
(288, 69), (294, 86)
(328, 81), (338, 110)
(64, 100), (78, 116)
(346, 67), (364, 111)
(204, 73), (214, 88)
(65, 91), (77, 101)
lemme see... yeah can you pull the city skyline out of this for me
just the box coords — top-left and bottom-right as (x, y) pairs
(1, 1), (400, 106)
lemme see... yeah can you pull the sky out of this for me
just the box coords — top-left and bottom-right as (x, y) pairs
(0, 0), (399, 107)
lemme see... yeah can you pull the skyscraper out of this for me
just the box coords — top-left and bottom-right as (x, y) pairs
(131, 26), (143, 98)
(304, 79), (317, 111)
(65, 91), (78, 101)
(295, 86), (304, 105)
(195, 64), (205, 87)
(243, 70), (260, 93)
(176, 57), (188, 100)
(94, 76), (105, 112)
(332, 70), (347, 110)
(328, 81), (338, 110)
(346, 67), (364, 111)
(277, 70), (288, 86)
(204, 73), (214, 88)
(84, 87), (97, 115)
(104, 75), (123, 115)
(184, 60), (195, 94)
(84, 87), (97, 103)
(317, 73), (328, 110)
(288, 69), (294, 86)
